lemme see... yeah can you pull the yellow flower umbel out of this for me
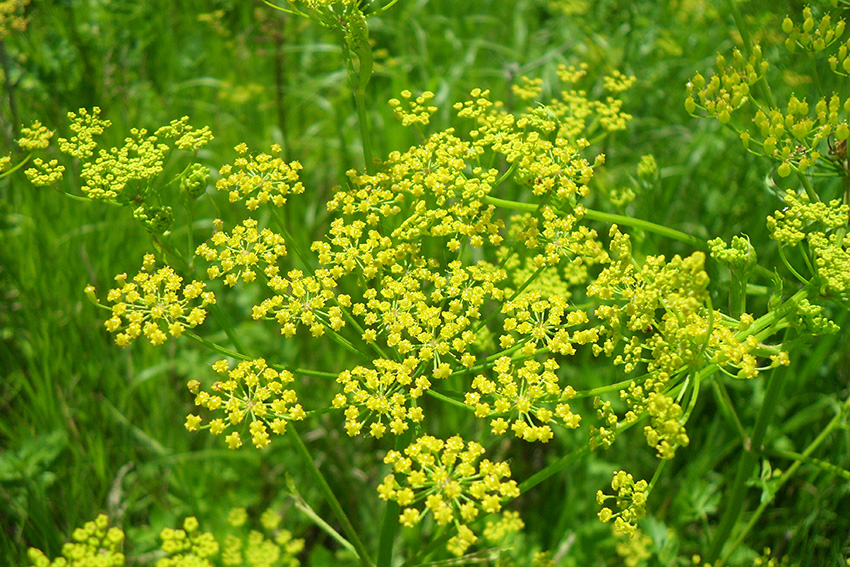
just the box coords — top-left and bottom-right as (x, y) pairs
(333, 356), (427, 438)
(27, 514), (125, 567)
(156, 517), (219, 567)
(378, 435), (520, 556)
(186, 358), (306, 449)
(196, 218), (288, 287)
(217, 144), (304, 210)
(596, 470), (649, 539)
(465, 355), (581, 443)
(100, 256), (215, 347)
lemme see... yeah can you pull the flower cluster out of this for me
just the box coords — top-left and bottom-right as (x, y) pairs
(378, 435), (520, 556)
(252, 268), (343, 338)
(597, 470), (649, 539)
(27, 514), (124, 567)
(186, 358), (306, 449)
(98, 255), (215, 346)
(465, 355), (581, 442)
(18, 120), (54, 151)
(0, 0), (29, 39)
(389, 90), (438, 127)
(217, 144), (304, 209)
(28, 109), (214, 200)
(782, 7), (846, 54)
(196, 218), (288, 287)
(685, 47), (768, 124)
(767, 190), (850, 296)
(157, 517), (219, 567)
(591, 228), (760, 383)
(499, 289), (592, 356)
(24, 158), (66, 186)
(333, 356), (426, 437)
(220, 508), (304, 567)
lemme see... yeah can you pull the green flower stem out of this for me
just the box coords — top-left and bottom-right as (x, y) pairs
(287, 476), (358, 556)
(184, 331), (337, 378)
(377, 431), (411, 567)
(645, 458), (668, 496)
(520, 411), (647, 493)
(705, 356), (791, 564)
(727, 0), (776, 109)
(341, 37), (375, 174)
(289, 425), (375, 567)
(711, 379), (749, 445)
(483, 195), (707, 250)
(268, 205), (313, 271)
(573, 376), (639, 399)
(0, 153), (30, 178)
(719, 394), (850, 566)
(736, 286), (810, 341)
(425, 388), (468, 410)
(764, 449), (850, 481)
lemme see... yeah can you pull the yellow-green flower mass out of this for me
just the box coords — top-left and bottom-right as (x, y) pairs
(99, 256), (215, 346)
(217, 144), (304, 210)
(379, 435), (520, 556)
(186, 358), (306, 449)
(27, 514), (124, 567)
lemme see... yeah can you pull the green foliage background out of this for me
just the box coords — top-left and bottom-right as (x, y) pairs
(1, 0), (849, 565)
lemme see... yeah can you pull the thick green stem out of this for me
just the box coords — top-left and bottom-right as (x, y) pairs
(289, 425), (375, 567)
(705, 360), (791, 564)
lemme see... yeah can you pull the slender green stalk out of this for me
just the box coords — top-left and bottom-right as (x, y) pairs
(705, 360), (791, 564)
(184, 332), (337, 378)
(719, 394), (850, 565)
(341, 36), (375, 174)
(483, 195), (707, 250)
(289, 425), (375, 567)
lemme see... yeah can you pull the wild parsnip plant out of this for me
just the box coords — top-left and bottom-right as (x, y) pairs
(5, 1), (850, 566)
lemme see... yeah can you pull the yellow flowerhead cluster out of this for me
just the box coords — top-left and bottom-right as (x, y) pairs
(222, 508), (305, 566)
(17, 120), (54, 151)
(0, 0), (29, 40)
(217, 144), (304, 210)
(333, 357), (427, 437)
(252, 268), (343, 338)
(597, 470), (649, 539)
(24, 158), (66, 186)
(196, 218), (287, 286)
(378, 435), (520, 556)
(389, 90), (438, 127)
(465, 355), (580, 442)
(767, 190), (850, 295)
(27, 514), (124, 567)
(591, 229), (760, 383)
(499, 290), (592, 356)
(40, 109), (214, 200)
(186, 358), (306, 449)
(58, 107), (112, 159)
(685, 48), (768, 124)
(343, 260), (505, 366)
(454, 88), (601, 200)
(157, 517), (219, 566)
(641, 392), (689, 459)
(782, 7), (846, 53)
(100, 256), (215, 346)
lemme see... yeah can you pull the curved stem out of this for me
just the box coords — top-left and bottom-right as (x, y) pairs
(289, 425), (375, 567)
(483, 195), (707, 250)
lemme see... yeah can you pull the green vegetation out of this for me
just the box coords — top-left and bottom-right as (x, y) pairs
(1, 1), (849, 566)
